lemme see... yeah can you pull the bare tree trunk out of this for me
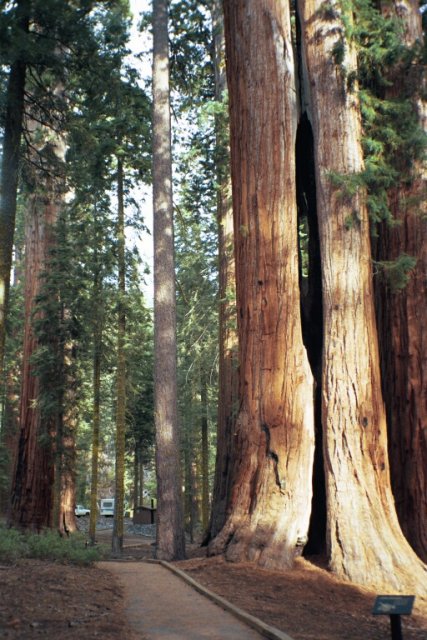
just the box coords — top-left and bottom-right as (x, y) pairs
(152, 0), (185, 560)
(209, 0), (315, 569)
(0, 0), (29, 371)
(138, 454), (144, 506)
(57, 312), (78, 536)
(374, 0), (427, 562)
(133, 448), (139, 512)
(183, 422), (194, 543)
(200, 368), (209, 532)
(112, 158), (127, 555)
(208, 0), (239, 543)
(89, 239), (103, 544)
(0, 367), (21, 516)
(298, 0), (427, 592)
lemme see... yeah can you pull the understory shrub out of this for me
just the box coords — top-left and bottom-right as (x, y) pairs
(0, 525), (108, 566)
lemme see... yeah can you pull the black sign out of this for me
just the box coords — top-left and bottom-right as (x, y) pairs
(373, 596), (415, 616)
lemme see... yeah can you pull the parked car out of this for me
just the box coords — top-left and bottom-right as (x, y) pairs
(75, 504), (90, 517)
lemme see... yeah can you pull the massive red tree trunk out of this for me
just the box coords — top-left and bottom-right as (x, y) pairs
(374, 0), (427, 561)
(298, 0), (427, 592)
(9, 191), (58, 530)
(9, 84), (68, 531)
(209, 0), (315, 569)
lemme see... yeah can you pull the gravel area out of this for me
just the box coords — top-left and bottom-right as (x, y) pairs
(75, 516), (156, 538)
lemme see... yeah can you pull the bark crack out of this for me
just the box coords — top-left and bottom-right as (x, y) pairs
(261, 423), (285, 493)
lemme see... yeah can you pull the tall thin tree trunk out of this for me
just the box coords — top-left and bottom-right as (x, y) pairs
(374, 0), (427, 561)
(298, 0), (427, 592)
(200, 369), (209, 532)
(152, 0), (185, 560)
(138, 453), (144, 506)
(208, 0), (239, 542)
(210, 0), (315, 569)
(89, 239), (103, 545)
(0, 0), (29, 371)
(0, 367), (20, 516)
(112, 158), (127, 555)
(183, 421), (195, 543)
(57, 307), (78, 536)
(133, 448), (139, 511)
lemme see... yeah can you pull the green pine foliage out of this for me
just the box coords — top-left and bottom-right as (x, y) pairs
(374, 252), (418, 291)
(329, 0), (426, 288)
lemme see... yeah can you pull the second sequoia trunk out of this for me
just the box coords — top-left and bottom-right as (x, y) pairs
(209, 0), (315, 569)
(298, 0), (427, 592)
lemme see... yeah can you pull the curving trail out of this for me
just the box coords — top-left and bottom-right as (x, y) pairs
(101, 561), (269, 640)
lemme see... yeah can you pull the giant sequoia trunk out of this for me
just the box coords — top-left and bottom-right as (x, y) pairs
(9, 82), (68, 530)
(152, 0), (185, 560)
(374, 0), (427, 561)
(209, 0), (315, 569)
(208, 0), (239, 542)
(9, 188), (58, 530)
(298, 0), (427, 592)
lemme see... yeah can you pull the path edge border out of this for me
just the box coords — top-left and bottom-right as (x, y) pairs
(160, 560), (295, 640)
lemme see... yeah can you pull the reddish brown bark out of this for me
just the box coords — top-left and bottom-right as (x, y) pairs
(209, 0), (315, 569)
(9, 89), (68, 531)
(374, 0), (427, 561)
(9, 195), (57, 530)
(299, 0), (427, 592)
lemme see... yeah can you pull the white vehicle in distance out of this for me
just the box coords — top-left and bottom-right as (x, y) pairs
(100, 498), (115, 517)
(75, 504), (90, 517)
(99, 498), (131, 517)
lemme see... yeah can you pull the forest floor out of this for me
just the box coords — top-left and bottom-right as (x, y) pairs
(1, 520), (427, 640)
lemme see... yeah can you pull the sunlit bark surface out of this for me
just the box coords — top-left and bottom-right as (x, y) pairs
(209, 0), (315, 569)
(374, 0), (427, 561)
(299, 0), (427, 592)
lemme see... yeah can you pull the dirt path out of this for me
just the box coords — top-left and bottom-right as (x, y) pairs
(101, 561), (272, 640)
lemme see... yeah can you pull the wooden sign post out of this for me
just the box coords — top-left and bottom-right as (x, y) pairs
(372, 595), (415, 640)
